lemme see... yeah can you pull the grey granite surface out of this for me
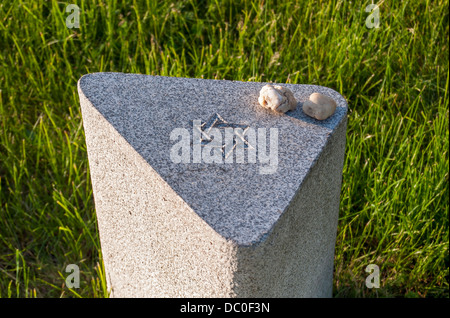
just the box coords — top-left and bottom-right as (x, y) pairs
(78, 72), (347, 246)
(78, 72), (348, 297)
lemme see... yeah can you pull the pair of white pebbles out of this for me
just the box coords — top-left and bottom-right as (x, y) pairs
(258, 84), (336, 120)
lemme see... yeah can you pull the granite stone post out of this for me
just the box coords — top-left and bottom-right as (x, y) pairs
(77, 72), (348, 297)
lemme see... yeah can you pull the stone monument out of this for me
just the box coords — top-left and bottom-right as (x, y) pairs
(77, 72), (348, 297)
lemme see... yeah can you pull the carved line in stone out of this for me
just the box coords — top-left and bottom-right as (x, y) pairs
(195, 113), (254, 159)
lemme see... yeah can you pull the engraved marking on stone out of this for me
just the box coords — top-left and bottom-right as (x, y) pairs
(197, 113), (254, 158)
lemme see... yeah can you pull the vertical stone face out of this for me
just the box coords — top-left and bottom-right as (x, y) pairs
(78, 73), (348, 297)
(79, 90), (238, 297)
(233, 118), (347, 297)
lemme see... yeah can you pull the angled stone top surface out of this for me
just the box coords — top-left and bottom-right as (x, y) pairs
(78, 72), (347, 246)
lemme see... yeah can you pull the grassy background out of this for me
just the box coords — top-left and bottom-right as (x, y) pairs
(0, 0), (448, 298)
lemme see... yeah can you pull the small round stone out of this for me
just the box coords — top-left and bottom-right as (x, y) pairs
(258, 84), (298, 113)
(302, 92), (337, 120)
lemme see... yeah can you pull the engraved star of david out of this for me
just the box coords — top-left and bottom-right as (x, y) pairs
(195, 113), (254, 159)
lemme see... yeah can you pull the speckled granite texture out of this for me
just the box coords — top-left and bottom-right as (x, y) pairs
(78, 72), (348, 297)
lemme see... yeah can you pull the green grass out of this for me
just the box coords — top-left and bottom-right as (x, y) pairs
(0, 0), (448, 298)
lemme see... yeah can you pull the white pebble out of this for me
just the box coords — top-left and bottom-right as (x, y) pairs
(258, 84), (297, 113)
(302, 93), (337, 120)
